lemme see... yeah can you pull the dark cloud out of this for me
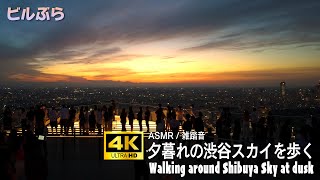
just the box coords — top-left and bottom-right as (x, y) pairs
(10, 73), (88, 82)
(60, 53), (150, 65)
(182, 32), (320, 51)
(36, 47), (122, 65)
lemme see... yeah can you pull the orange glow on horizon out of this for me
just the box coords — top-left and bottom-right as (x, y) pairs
(9, 67), (320, 84)
(9, 42), (320, 84)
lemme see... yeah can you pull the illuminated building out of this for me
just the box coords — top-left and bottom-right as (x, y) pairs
(280, 82), (286, 97)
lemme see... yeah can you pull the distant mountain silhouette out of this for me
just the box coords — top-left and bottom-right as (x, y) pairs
(0, 79), (317, 88)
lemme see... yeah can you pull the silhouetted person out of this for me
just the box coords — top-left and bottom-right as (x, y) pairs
(35, 105), (45, 136)
(8, 129), (20, 178)
(233, 116), (241, 141)
(170, 109), (179, 138)
(170, 108), (180, 137)
(23, 131), (36, 180)
(120, 108), (127, 131)
(49, 107), (58, 134)
(96, 108), (103, 135)
(171, 108), (176, 121)
(205, 128), (215, 143)
(145, 106), (150, 132)
(166, 106), (171, 131)
(24, 130), (48, 180)
(221, 108), (232, 140)
(128, 106), (135, 131)
(250, 107), (258, 140)
(26, 107), (35, 133)
(89, 110), (96, 134)
(111, 100), (116, 121)
(102, 106), (108, 131)
(0, 131), (13, 180)
(222, 107), (232, 139)
(15, 131), (25, 179)
(267, 111), (275, 141)
(183, 114), (192, 132)
(68, 106), (76, 135)
(102, 105), (108, 130)
(242, 110), (250, 142)
(279, 120), (291, 145)
(106, 106), (113, 131)
(3, 107), (12, 130)
(155, 104), (164, 125)
(257, 117), (267, 143)
(84, 106), (90, 135)
(191, 116), (196, 130)
(20, 108), (27, 135)
(310, 115), (320, 168)
(60, 105), (69, 135)
(156, 104), (165, 132)
(137, 107), (143, 131)
(182, 114), (192, 147)
(156, 118), (165, 132)
(171, 107), (177, 132)
(195, 112), (204, 132)
(296, 126), (311, 165)
(79, 107), (86, 135)
(8, 129), (19, 150)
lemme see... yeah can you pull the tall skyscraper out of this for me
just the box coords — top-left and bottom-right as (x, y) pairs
(280, 81), (286, 96)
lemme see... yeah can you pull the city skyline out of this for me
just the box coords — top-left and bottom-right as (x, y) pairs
(1, 0), (320, 87)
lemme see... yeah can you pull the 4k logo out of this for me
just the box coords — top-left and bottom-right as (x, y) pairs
(104, 132), (144, 160)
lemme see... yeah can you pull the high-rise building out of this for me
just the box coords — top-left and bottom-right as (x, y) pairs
(280, 81), (286, 96)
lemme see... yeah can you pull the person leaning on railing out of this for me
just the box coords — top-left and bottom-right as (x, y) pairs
(106, 106), (113, 131)
(79, 107), (86, 135)
(48, 107), (58, 135)
(89, 110), (96, 134)
(137, 107), (143, 132)
(120, 108), (127, 131)
(60, 105), (69, 135)
(96, 108), (103, 135)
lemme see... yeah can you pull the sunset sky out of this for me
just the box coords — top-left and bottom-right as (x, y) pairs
(0, 0), (320, 87)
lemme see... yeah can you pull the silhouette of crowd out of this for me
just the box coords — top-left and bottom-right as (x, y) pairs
(1, 101), (320, 180)
(1, 102), (319, 145)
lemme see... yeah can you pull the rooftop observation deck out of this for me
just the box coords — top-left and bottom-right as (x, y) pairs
(39, 115), (320, 180)
(2, 111), (320, 180)
(46, 115), (169, 137)
(4, 107), (319, 139)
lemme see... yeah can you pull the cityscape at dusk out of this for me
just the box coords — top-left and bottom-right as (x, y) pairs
(1, 85), (320, 113)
